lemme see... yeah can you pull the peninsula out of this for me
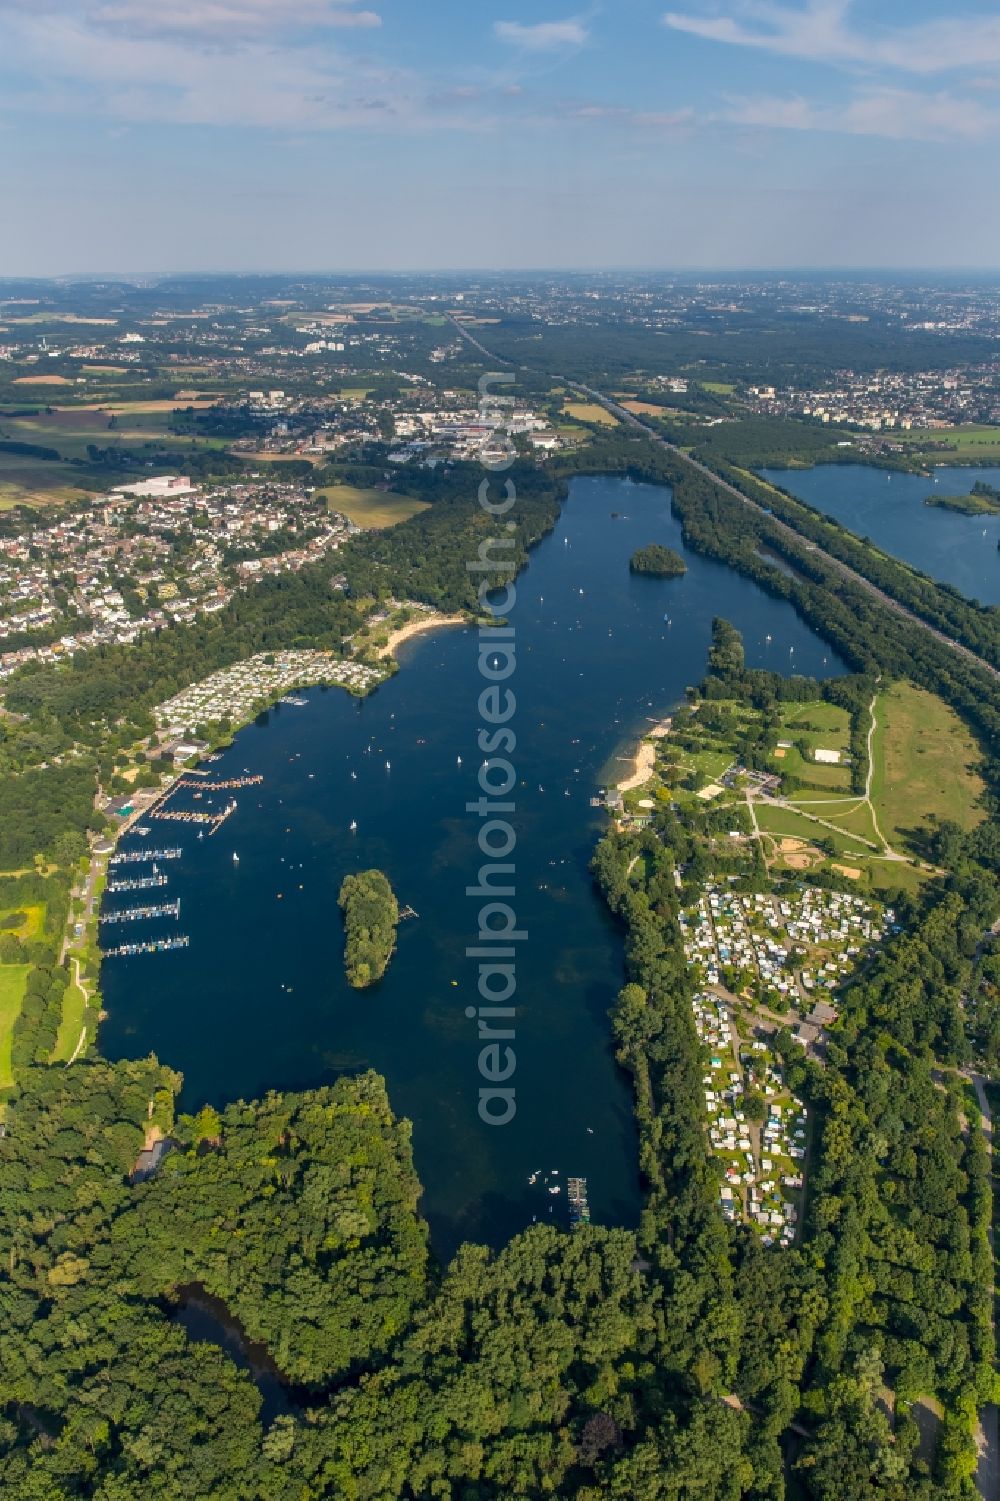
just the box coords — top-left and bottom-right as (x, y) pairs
(925, 480), (1000, 515)
(338, 869), (399, 988)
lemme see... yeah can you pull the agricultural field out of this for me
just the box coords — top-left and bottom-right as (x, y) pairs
(561, 401), (619, 426)
(871, 680), (985, 849)
(321, 484), (430, 529)
(0, 453), (97, 509)
(892, 425), (1000, 464)
(0, 964), (30, 1092)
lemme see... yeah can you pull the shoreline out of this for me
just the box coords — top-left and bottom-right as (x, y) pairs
(377, 611), (468, 660)
(617, 718), (672, 793)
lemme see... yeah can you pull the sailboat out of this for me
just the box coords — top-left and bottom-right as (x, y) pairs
(350, 820), (358, 833)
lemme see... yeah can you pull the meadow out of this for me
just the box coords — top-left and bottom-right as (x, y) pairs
(871, 680), (985, 849)
(321, 484), (430, 529)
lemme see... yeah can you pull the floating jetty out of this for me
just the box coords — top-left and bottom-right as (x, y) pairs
(399, 905), (419, 921)
(109, 848), (182, 866)
(104, 935), (190, 958)
(107, 871), (169, 894)
(101, 900), (180, 926)
(153, 800), (237, 835)
(280, 695), (309, 707)
(567, 1177), (591, 1227)
(175, 775), (263, 791)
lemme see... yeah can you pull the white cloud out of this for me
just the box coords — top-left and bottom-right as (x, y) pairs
(494, 18), (588, 52)
(725, 86), (1000, 141)
(663, 1), (1000, 77)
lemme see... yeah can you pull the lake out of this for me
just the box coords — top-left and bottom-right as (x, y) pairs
(101, 475), (844, 1258)
(760, 463), (1000, 607)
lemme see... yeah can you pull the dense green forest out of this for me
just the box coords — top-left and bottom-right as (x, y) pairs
(338, 869), (400, 989)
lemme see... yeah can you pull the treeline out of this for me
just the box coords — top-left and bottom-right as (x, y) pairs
(9, 962), (69, 1071)
(0, 439), (61, 462)
(338, 869), (399, 989)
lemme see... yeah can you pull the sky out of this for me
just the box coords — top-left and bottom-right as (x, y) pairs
(2, 0), (1000, 275)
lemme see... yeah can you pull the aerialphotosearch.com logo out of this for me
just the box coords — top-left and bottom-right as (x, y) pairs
(466, 371), (522, 1128)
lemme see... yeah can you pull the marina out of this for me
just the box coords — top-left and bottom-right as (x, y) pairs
(104, 935), (190, 958)
(567, 1177), (591, 1227)
(176, 775), (264, 791)
(106, 871), (170, 894)
(109, 847), (182, 866)
(151, 800), (237, 834)
(101, 900), (180, 925)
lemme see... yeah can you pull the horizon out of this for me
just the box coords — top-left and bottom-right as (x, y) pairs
(3, 1), (1000, 275)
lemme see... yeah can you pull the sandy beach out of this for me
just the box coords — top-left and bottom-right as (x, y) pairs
(617, 719), (672, 792)
(377, 611), (467, 660)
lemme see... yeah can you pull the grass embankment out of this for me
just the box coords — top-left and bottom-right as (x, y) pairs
(871, 681), (985, 851)
(0, 965), (30, 1091)
(321, 484), (430, 529)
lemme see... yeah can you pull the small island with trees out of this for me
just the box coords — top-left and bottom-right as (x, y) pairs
(338, 869), (399, 989)
(925, 479), (1000, 516)
(629, 543), (687, 577)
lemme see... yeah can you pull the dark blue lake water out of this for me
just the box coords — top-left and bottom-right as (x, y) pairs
(760, 463), (1000, 607)
(101, 475), (844, 1256)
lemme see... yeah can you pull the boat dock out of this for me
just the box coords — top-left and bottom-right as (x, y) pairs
(175, 775), (263, 791)
(109, 847), (182, 866)
(101, 901), (180, 926)
(152, 799), (237, 835)
(107, 871), (169, 894)
(567, 1177), (591, 1227)
(104, 935), (190, 958)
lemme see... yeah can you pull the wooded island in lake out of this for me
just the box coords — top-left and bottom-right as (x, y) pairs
(338, 869), (399, 988)
(629, 543), (687, 577)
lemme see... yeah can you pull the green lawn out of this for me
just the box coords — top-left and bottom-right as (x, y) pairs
(51, 973), (88, 1065)
(871, 681), (985, 851)
(0, 965), (30, 1090)
(320, 484), (430, 529)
